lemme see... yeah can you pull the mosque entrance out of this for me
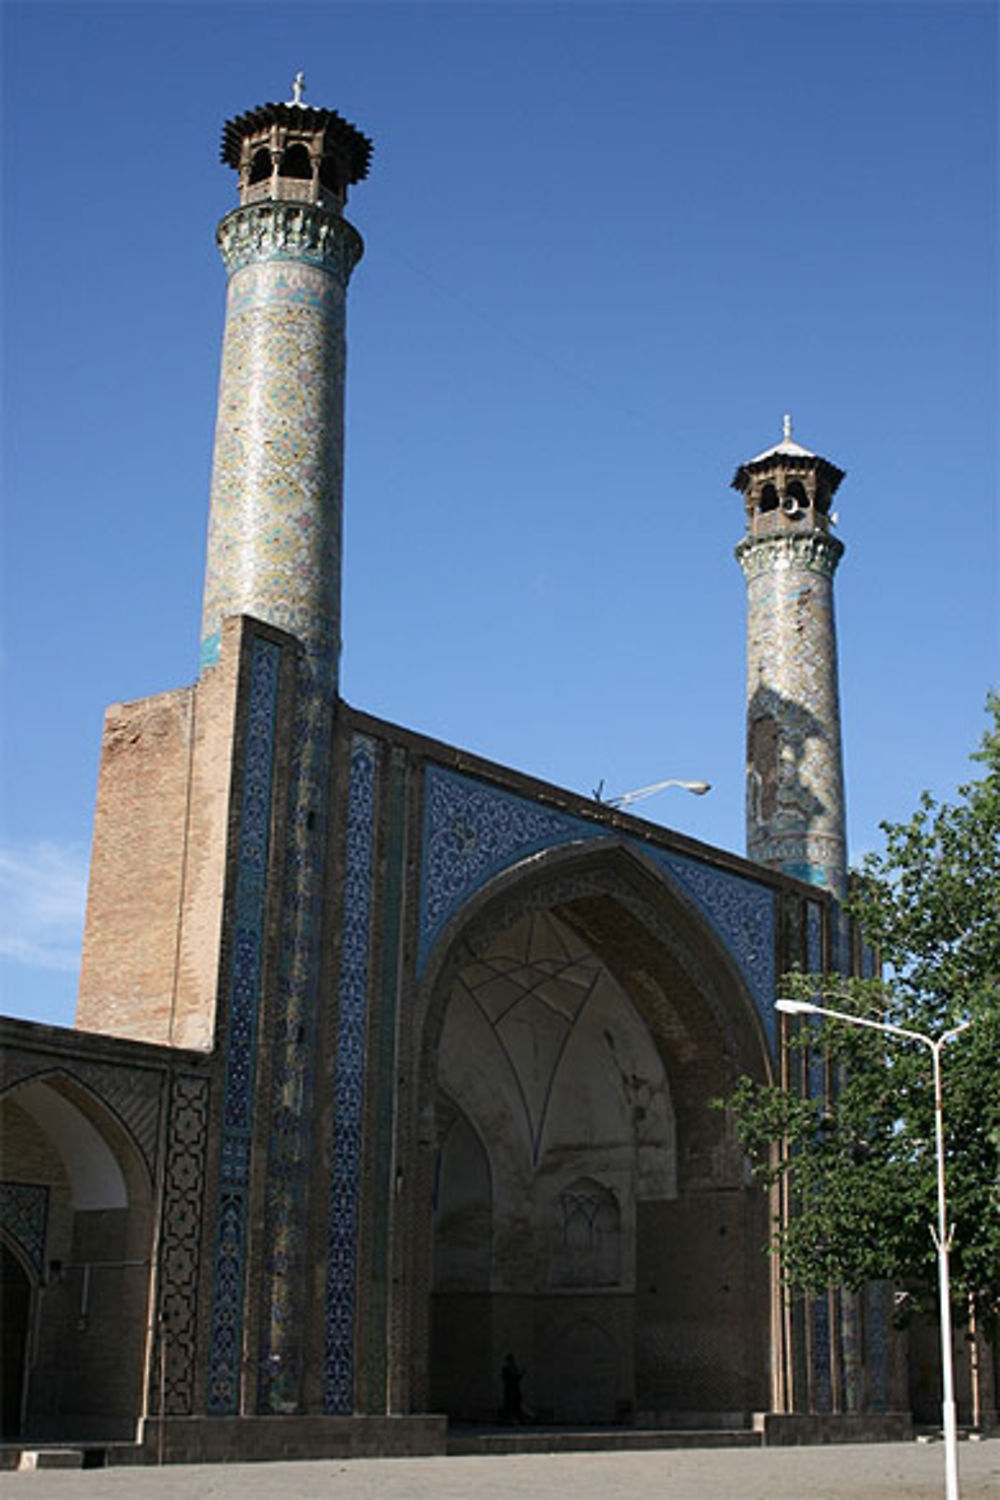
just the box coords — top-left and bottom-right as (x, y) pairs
(425, 878), (771, 1427)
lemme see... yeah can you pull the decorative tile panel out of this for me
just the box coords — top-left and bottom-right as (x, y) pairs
(419, 767), (596, 969)
(0, 1181), (48, 1274)
(419, 766), (779, 1053)
(258, 658), (335, 1413)
(365, 747), (407, 1410)
(206, 636), (281, 1414)
(151, 1075), (210, 1415)
(865, 1281), (889, 1411)
(642, 846), (777, 1050)
(324, 735), (377, 1413)
(806, 902), (826, 1096)
(812, 1295), (833, 1412)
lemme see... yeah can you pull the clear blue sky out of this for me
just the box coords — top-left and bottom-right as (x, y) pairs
(2, 1), (997, 1027)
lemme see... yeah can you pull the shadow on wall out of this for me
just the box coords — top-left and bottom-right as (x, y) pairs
(747, 682), (830, 846)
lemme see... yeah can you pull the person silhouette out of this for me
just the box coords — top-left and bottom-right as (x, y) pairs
(501, 1352), (525, 1423)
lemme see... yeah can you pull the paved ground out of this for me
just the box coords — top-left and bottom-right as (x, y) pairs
(2, 1441), (998, 1500)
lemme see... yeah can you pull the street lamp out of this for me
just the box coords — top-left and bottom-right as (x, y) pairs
(593, 777), (712, 808)
(776, 997), (973, 1500)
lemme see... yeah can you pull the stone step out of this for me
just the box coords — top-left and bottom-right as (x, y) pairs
(447, 1426), (763, 1456)
(17, 1449), (86, 1470)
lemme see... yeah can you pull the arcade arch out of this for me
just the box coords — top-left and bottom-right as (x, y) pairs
(0, 1073), (154, 1441)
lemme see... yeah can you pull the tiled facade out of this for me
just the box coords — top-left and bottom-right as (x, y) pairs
(419, 764), (778, 1054)
(5, 94), (980, 1465)
(206, 635), (283, 1414)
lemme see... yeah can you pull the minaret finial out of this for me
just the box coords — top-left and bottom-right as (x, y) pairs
(783, 413), (793, 442)
(290, 70), (306, 106)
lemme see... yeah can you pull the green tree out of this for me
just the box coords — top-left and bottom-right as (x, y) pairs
(724, 695), (1000, 1331)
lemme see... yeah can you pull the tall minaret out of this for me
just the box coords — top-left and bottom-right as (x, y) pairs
(733, 419), (848, 897)
(200, 74), (371, 682)
(200, 81), (372, 1415)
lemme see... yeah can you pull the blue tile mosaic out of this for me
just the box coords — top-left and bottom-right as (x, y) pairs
(0, 1181), (48, 1275)
(419, 768), (595, 969)
(206, 636), (282, 1415)
(258, 660), (336, 1413)
(200, 243), (351, 679)
(324, 735), (377, 1414)
(813, 1295), (833, 1412)
(806, 903), (826, 1096)
(419, 765), (778, 1053)
(865, 1281), (889, 1411)
(644, 846), (777, 1052)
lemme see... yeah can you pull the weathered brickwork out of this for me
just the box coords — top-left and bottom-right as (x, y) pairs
(77, 621), (245, 1050)
(77, 688), (196, 1042)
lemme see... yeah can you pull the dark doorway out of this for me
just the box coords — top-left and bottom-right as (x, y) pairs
(1, 1241), (32, 1436)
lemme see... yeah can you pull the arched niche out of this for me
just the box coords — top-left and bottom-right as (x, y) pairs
(408, 840), (773, 1427)
(0, 1073), (154, 1441)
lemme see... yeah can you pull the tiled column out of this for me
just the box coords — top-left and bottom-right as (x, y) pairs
(737, 531), (847, 898)
(200, 201), (363, 687)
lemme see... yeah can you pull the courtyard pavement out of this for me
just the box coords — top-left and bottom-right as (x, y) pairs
(2, 1441), (999, 1500)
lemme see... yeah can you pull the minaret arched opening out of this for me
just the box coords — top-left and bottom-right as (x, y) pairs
(280, 142), (313, 180)
(248, 147), (271, 184)
(783, 478), (809, 515)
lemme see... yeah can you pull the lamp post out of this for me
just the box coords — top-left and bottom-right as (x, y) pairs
(776, 997), (973, 1500)
(593, 778), (712, 808)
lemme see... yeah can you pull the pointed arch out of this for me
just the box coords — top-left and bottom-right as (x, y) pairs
(1, 1070), (151, 1210)
(401, 838), (775, 1424)
(0, 1070), (155, 1440)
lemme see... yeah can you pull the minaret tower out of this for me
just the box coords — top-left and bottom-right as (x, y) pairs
(200, 73), (371, 681)
(733, 419), (848, 897)
(200, 80), (372, 1414)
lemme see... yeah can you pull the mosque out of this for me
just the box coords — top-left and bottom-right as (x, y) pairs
(1, 84), (986, 1463)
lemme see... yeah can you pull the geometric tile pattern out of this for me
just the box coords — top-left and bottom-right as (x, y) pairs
(806, 902), (826, 1097)
(152, 1075), (210, 1415)
(419, 767), (599, 969)
(419, 764), (779, 1056)
(324, 735), (377, 1413)
(364, 746), (407, 1411)
(645, 846), (777, 1054)
(206, 635), (282, 1414)
(0, 1181), (48, 1275)
(807, 901), (823, 976)
(812, 1293), (834, 1413)
(258, 659), (335, 1415)
(805, 898), (829, 1412)
(865, 1280), (890, 1412)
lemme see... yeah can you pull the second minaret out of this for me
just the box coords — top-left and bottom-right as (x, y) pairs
(734, 419), (848, 897)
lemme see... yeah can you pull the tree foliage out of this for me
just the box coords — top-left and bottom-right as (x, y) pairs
(724, 695), (1000, 1329)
